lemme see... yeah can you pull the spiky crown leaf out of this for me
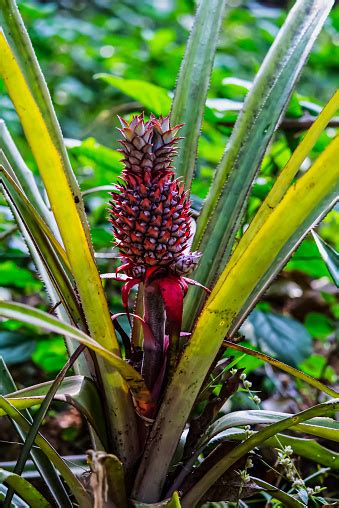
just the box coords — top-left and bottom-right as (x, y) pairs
(109, 114), (201, 279)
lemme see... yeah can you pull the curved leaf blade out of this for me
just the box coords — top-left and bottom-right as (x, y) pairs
(0, 358), (72, 508)
(2, 346), (85, 508)
(0, 162), (84, 327)
(3, 375), (107, 445)
(242, 310), (312, 366)
(0, 468), (51, 508)
(0, 161), (70, 271)
(215, 91), (339, 323)
(200, 409), (339, 448)
(185, 0), (334, 327)
(0, 301), (153, 415)
(0, 11), (139, 463)
(312, 230), (339, 286)
(211, 429), (339, 470)
(171, 0), (226, 187)
(0, 120), (59, 238)
(251, 477), (305, 508)
(182, 400), (339, 506)
(133, 135), (339, 502)
(223, 340), (339, 399)
(0, 397), (91, 508)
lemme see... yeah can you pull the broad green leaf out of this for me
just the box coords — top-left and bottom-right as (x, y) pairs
(95, 75), (172, 116)
(285, 238), (331, 278)
(185, 0), (334, 328)
(171, 0), (226, 187)
(0, 331), (36, 364)
(3, 375), (107, 446)
(66, 137), (122, 175)
(221, 77), (252, 99)
(242, 310), (312, 366)
(304, 312), (334, 340)
(181, 400), (339, 506)
(312, 230), (339, 286)
(133, 135), (339, 502)
(222, 340), (339, 399)
(300, 354), (336, 383)
(0, 358), (72, 508)
(0, 8), (139, 464)
(0, 468), (51, 508)
(0, 301), (153, 415)
(32, 337), (68, 372)
(0, 260), (41, 291)
(0, 397), (91, 508)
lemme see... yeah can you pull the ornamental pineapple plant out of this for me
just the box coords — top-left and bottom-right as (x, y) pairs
(0, 0), (338, 507)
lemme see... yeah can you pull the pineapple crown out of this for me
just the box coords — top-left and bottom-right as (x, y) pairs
(109, 113), (201, 281)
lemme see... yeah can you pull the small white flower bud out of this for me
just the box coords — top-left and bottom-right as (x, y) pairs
(292, 479), (304, 488)
(245, 458), (253, 469)
(251, 395), (261, 404)
(284, 446), (293, 456)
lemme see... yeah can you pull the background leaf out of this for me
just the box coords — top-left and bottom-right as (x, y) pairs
(94, 75), (172, 116)
(0, 331), (36, 364)
(241, 310), (312, 366)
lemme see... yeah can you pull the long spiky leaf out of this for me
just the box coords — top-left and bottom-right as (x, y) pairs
(184, 0), (334, 328)
(0, 397), (91, 507)
(0, 7), (139, 464)
(3, 346), (85, 508)
(171, 0), (227, 188)
(0, 359), (72, 508)
(133, 134), (339, 503)
(0, 301), (154, 416)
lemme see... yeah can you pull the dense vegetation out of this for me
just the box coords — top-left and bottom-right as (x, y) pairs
(0, 0), (338, 507)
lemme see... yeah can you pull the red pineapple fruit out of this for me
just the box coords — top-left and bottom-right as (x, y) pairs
(109, 113), (201, 280)
(109, 114), (204, 392)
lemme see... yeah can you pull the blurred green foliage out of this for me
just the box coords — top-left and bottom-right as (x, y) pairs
(0, 0), (338, 378)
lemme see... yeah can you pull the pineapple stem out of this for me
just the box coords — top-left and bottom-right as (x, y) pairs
(142, 282), (165, 390)
(131, 283), (145, 349)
